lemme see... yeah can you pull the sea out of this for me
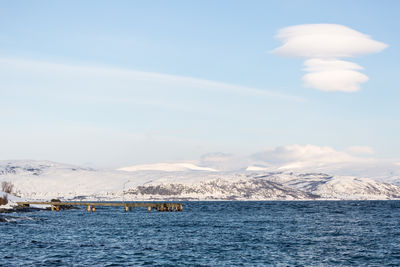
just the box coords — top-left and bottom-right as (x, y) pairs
(1, 201), (400, 266)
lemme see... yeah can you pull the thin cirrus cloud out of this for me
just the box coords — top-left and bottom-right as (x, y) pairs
(0, 57), (303, 103)
(272, 24), (388, 92)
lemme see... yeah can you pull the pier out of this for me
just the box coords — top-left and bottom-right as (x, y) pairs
(16, 201), (183, 212)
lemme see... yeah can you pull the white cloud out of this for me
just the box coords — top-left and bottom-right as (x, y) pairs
(251, 144), (357, 167)
(248, 144), (400, 180)
(196, 145), (369, 171)
(273, 24), (387, 58)
(273, 24), (387, 92)
(303, 58), (363, 72)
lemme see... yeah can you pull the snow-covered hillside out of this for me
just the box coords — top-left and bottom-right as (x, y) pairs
(1, 160), (400, 201)
(0, 190), (25, 210)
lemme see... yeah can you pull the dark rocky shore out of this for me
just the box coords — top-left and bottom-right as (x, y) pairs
(0, 206), (44, 214)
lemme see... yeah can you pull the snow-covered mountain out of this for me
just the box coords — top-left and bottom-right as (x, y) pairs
(1, 160), (400, 201)
(118, 162), (217, 172)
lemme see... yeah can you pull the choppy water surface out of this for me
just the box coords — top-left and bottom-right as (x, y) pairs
(1, 201), (400, 266)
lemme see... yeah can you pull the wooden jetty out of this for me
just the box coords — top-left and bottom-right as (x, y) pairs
(16, 201), (183, 212)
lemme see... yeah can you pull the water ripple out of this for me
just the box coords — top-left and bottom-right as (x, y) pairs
(1, 201), (400, 266)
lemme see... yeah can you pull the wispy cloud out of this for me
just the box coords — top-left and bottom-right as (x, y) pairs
(272, 24), (387, 92)
(0, 57), (303, 102)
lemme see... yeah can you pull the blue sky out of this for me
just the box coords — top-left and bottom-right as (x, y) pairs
(0, 1), (399, 167)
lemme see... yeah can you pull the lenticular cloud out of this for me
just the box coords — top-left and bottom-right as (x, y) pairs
(273, 24), (387, 92)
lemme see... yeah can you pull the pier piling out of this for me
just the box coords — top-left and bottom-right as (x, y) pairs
(16, 201), (183, 213)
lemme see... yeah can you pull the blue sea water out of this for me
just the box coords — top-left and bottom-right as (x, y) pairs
(1, 201), (400, 266)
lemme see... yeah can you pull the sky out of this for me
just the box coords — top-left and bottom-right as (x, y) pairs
(0, 1), (399, 168)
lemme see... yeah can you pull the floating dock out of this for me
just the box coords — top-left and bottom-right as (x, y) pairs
(17, 201), (183, 212)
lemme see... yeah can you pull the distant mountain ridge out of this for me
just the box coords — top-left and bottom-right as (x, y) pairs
(1, 160), (400, 201)
(118, 162), (217, 172)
